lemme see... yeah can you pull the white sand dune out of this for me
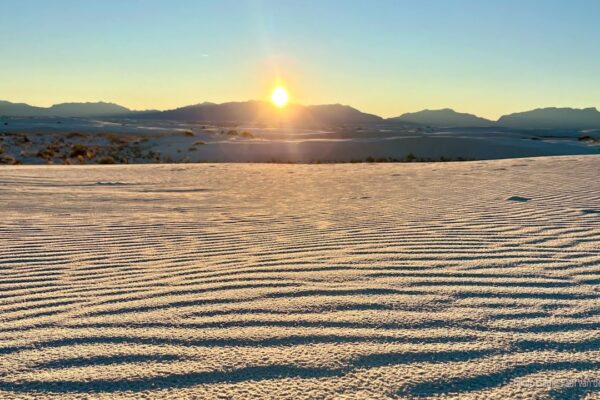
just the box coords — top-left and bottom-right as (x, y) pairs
(1, 120), (599, 164)
(0, 155), (599, 399)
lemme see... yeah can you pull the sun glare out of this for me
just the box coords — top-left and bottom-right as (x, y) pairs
(271, 86), (289, 108)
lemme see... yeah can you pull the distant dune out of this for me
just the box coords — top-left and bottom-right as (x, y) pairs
(1, 120), (598, 165)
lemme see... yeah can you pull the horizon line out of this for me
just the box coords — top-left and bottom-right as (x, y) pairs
(1, 98), (599, 121)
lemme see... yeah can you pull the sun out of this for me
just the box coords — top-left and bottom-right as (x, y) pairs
(271, 86), (289, 108)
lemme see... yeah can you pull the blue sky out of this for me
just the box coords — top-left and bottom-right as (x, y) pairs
(1, 0), (599, 118)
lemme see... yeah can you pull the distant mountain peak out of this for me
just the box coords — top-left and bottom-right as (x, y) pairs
(498, 107), (600, 129)
(389, 108), (494, 128)
(0, 100), (130, 117)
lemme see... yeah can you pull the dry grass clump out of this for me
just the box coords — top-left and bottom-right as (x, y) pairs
(66, 132), (86, 139)
(223, 130), (254, 138)
(36, 142), (62, 160)
(70, 143), (96, 160)
(98, 156), (116, 164)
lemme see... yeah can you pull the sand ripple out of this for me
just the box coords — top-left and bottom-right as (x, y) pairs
(0, 156), (599, 399)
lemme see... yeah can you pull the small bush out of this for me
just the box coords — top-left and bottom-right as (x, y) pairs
(0, 155), (13, 164)
(579, 135), (598, 142)
(98, 156), (115, 164)
(105, 133), (127, 144)
(70, 143), (95, 159)
(36, 143), (60, 160)
(182, 130), (194, 137)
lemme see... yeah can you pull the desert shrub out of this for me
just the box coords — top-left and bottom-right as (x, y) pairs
(36, 149), (53, 159)
(66, 132), (86, 139)
(0, 155), (12, 164)
(182, 130), (194, 137)
(579, 135), (598, 142)
(194, 140), (205, 145)
(365, 156), (376, 163)
(405, 153), (416, 162)
(36, 143), (60, 160)
(105, 133), (127, 144)
(130, 147), (142, 158)
(0, 155), (20, 165)
(70, 143), (96, 159)
(98, 156), (115, 164)
(222, 130), (254, 138)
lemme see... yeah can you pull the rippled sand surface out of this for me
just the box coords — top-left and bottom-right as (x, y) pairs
(1, 156), (599, 399)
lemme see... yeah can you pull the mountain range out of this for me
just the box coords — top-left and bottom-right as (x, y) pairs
(1, 100), (600, 129)
(135, 101), (383, 126)
(0, 101), (131, 118)
(497, 107), (600, 129)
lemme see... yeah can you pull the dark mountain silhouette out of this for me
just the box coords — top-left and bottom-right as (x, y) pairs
(389, 109), (495, 127)
(0, 101), (46, 117)
(137, 101), (383, 126)
(2, 99), (600, 129)
(497, 107), (600, 129)
(0, 101), (131, 117)
(46, 102), (131, 117)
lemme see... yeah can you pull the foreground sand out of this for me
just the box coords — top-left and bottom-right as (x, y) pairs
(0, 156), (599, 399)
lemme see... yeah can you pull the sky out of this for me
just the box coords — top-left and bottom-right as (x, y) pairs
(1, 0), (599, 119)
